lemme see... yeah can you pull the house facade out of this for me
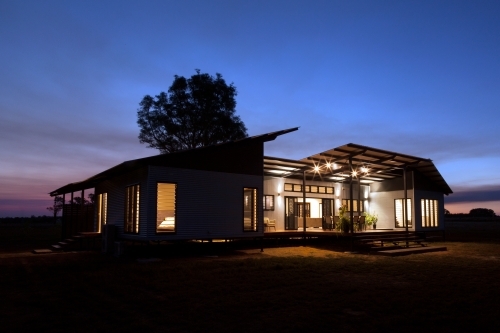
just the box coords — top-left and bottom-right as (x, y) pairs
(50, 129), (452, 242)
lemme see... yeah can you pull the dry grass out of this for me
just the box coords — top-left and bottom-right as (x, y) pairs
(1, 226), (500, 332)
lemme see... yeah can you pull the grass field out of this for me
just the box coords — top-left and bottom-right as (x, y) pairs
(1, 225), (500, 332)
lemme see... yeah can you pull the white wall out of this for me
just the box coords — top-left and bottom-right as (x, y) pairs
(369, 190), (414, 230)
(263, 176), (337, 230)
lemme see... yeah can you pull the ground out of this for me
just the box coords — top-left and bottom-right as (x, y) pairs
(1, 225), (500, 332)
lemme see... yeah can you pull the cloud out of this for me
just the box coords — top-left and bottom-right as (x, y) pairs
(445, 185), (500, 203)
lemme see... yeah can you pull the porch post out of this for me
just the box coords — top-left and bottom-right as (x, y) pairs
(358, 178), (361, 230)
(302, 169), (307, 238)
(70, 192), (74, 239)
(81, 189), (85, 234)
(404, 165), (408, 247)
(349, 157), (354, 235)
(61, 193), (66, 241)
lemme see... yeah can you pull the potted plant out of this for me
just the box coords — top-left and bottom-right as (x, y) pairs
(336, 205), (350, 233)
(365, 212), (378, 229)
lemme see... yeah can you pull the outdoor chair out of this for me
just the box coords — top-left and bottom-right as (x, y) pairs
(267, 219), (276, 231)
(323, 216), (334, 230)
(351, 216), (360, 231)
(358, 215), (366, 231)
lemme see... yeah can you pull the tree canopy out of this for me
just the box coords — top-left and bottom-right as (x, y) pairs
(469, 208), (496, 217)
(137, 70), (248, 154)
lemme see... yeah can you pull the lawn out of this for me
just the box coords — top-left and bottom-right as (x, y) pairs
(1, 226), (500, 332)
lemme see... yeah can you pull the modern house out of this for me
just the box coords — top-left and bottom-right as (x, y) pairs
(50, 127), (452, 244)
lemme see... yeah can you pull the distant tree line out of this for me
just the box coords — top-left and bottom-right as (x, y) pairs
(0, 215), (55, 224)
(445, 208), (496, 217)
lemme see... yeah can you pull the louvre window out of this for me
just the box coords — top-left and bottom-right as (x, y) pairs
(157, 183), (176, 233)
(124, 184), (140, 234)
(97, 193), (107, 233)
(263, 195), (274, 211)
(395, 198), (412, 228)
(244, 188), (257, 231)
(421, 199), (438, 227)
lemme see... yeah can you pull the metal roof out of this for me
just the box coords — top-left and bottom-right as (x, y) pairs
(264, 143), (452, 195)
(50, 127), (298, 196)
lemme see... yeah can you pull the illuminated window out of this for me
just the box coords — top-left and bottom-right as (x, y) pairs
(421, 199), (438, 227)
(284, 183), (293, 191)
(124, 184), (140, 234)
(342, 199), (365, 212)
(395, 198), (412, 228)
(263, 195), (274, 211)
(293, 184), (302, 192)
(157, 183), (176, 233)
(243, 188), (257, 231)
(97, 193), (107, 233)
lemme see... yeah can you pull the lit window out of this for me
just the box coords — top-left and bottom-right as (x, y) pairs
(157, 183), (176, 233)
(263, 195), (274, 211)
(97, 193), (107, 233)
(421, 199), (438, 227)
(125, 184), (140, 234)
(395, 198), (412, 228)
(244, 188), (257, 231)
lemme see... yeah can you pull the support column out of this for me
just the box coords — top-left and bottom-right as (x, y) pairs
(302, 169), (307, 238)
(349, 157), (354, 235)
(81, 189), (85, 234)
(404, 165), (408, 247)
(358, 178), (361, 231)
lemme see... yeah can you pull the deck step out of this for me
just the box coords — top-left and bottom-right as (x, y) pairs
(51, 244), (63, 251)
(32, 249), (53, 254)
(377, 246), (447, 257)
(369, 245), (402, 251)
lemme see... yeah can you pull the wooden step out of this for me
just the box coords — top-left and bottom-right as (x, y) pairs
(51, 244), (63, 251)
(32, 249), (53, 254)
(369, 245), (402, 251)
(377, 246), (447, 257)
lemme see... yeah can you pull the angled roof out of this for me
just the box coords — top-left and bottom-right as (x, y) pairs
(50, 127), (298, 196)
(264, 143), (452, 195)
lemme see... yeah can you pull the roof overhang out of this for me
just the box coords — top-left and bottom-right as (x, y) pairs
(264, 143), (452, 195)
(50, 127), (299, 196)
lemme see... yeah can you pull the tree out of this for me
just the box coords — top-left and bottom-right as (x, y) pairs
(469, 208), (496, 217)
(69, 194), (95, 206)
(46, 196), (64, 222)
(137, 70), (248, 154)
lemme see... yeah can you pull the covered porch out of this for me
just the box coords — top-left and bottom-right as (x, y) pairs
(262, 143), (452, 243)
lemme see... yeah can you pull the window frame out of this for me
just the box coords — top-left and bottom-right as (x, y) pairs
(263, 194), (275, 211)
(243, 187), (258, 232)
(421, 199), (439, 228)
(156, 182), (177, 234)
(97, 193), (107, 233)
(124, 184), (140, 234)
(394, 198), (412, 228)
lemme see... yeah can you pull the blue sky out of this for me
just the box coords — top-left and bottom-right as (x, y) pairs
(1, 0), (499, 216)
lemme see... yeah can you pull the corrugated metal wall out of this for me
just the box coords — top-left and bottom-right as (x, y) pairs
(414, 189), (445, 231)
(146, 166), (263, 240)
(94, 167), (149, 239)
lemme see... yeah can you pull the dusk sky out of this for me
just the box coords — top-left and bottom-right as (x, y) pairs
(1, 0), (499, 217)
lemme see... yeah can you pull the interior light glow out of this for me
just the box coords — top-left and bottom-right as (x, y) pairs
(326, 162), (331, 169)
(314, 165), (320, 172)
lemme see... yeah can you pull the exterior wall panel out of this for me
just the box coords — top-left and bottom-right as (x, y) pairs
(94, 167), (148, 239)
(145, 166), (263, 241)
(369, 190), (415, 230)
(414, 189), (445, 231)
